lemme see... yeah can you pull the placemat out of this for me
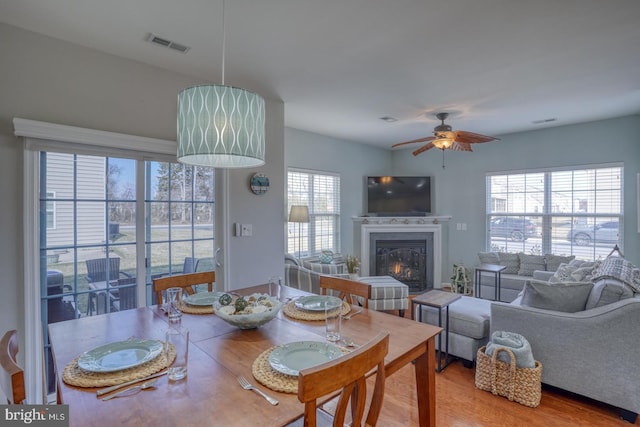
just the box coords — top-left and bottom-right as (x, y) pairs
(179, 301), (214, 314)
(282, 300), (351, 321)
(252, 345), (351, 394)
(62, 343), (176, 388)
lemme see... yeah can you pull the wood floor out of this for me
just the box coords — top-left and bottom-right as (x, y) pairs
(372, 304), (638, 426)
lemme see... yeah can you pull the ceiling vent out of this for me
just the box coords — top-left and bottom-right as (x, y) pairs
(146, 33), (190, 53)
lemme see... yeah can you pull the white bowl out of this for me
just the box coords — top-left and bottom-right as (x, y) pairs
(213, 293), (283, 329)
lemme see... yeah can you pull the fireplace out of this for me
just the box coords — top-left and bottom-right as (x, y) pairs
(358, 220), (443, 294)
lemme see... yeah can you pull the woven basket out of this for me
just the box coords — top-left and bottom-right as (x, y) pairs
(475, 345), (542, 408)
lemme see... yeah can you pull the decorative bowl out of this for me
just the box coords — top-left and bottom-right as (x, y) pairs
(213, 293), (283, 329)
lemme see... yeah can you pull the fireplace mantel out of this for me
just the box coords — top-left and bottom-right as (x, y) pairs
(357, 221), (443, 291)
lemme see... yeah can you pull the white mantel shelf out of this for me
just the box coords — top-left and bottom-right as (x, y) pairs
(352, 215), (452, 225)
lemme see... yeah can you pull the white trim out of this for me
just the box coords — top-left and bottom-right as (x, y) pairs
(23, 149), (44, 404)
(359, 222), (443, 289)
(13, 118), (176, 156)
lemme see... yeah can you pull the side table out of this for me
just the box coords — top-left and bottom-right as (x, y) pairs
(474, 264), (506, 301)
(411, 290), (461, 372)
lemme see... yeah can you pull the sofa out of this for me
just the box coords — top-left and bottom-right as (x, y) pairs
(490, 255), (640, 422)
(284, 254), (409, 314)
(477, 251), (576, 302)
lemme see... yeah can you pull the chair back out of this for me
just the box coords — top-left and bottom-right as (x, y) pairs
(153, 271), (215, 304)
(298, 332), (389, 427)
(182, 257), (200, 274)
(320, 276), (371, 308)
(0, 330), (26, 404)
(85, 258), (123, 283)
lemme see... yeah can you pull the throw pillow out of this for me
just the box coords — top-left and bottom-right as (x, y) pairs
(544, 254), (575, 272)
(478, 252), (500, 265)
(550, 260), (597, 283)
(585, 278), (634, 310)
(498, 252), (521, 275)
(590, 256), (640, 293)
(518, 254), (546, 276)
(521, 279), (594, 313)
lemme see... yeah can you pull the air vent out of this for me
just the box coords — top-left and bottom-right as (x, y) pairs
(379, 116), (398, 123)
(146, 33), (190, 53)
(532, 118), (557, 124)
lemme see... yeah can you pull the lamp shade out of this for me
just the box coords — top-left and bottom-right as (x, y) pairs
(288, 205), (310, 223)
(177, 84), (265, 168)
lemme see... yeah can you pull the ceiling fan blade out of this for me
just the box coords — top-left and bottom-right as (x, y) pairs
(450, 142), (473, 152)
(412, 142), (436, 156)
(392, 136), (435, 148)
(454, 130), (500, 144)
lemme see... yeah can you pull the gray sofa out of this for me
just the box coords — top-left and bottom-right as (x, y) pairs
(490, 255), (640, 423)
(477, 252), (575, 302)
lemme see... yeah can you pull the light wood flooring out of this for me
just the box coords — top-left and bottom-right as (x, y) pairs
(372, 301), (638, 426)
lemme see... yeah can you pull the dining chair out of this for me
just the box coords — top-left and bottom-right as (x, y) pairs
(153, 271), (216, 305)
(320, 276), (371, 308)
(296, 331), (389, 427)
(0, 330), (26, 404)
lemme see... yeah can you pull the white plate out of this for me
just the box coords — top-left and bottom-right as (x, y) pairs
(294, 295), (342, 312)
(77, 339), (164, 373)
(269, 341), (343, 376)
(183, 291), (220, 306)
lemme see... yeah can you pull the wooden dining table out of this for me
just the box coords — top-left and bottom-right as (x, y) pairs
(49, 284), (441, 426)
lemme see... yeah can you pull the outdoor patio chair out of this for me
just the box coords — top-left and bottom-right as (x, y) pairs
(85, 258), (132, 315)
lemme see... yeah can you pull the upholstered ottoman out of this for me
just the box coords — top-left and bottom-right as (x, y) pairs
(358, 276), (409, 316)
(420, 295), (492, 365)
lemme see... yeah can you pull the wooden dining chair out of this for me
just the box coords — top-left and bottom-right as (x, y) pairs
(319, 275), (371, 308)
(153, 271), (215, 304)
(1, 330), (26, 404)
(296, 332), (389, 427)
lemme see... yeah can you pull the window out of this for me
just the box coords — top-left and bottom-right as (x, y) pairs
(45, 192), (56, 229)
(287, 169), (340, 256)
(486, 165), (623, 260)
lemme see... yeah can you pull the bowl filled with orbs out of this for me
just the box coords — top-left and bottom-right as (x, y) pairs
(213, 293), (283, 329)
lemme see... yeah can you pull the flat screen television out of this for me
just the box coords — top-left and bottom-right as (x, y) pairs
(367, 176), (431, 216)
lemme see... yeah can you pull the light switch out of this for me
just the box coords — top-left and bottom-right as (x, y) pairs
(241, 224), (252, 236)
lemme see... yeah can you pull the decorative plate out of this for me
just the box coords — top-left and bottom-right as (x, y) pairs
(294, 295), (342, 312)
(183, 291), (221, 306)
(268, 341), (343, 376)
(77, 339), (164, 373)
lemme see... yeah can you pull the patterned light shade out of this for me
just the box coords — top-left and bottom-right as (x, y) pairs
(177, 84), (265, 168)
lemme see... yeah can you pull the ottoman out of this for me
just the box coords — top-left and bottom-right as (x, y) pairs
(420, 295), (492, 365)
(358, 276), (409, 316)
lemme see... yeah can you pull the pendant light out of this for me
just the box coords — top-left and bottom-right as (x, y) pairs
(177, 0), (265, 168)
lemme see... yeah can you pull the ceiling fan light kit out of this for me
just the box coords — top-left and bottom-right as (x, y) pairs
(391, 112), (500, 167)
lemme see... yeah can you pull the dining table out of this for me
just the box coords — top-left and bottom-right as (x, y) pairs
(49, 284), (441, 426)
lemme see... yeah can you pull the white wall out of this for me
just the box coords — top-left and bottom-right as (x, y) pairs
(284, 127), (391, 254)
(0, 23), (286, 354)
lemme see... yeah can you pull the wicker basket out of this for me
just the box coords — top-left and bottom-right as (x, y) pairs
(475, 345), (543, 407)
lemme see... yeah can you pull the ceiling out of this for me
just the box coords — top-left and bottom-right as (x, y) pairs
(2, 0), (639, 149)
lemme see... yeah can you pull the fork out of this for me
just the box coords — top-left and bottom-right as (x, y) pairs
(237, 376), (279, 405)
(344, 308), (363, 320)
(101, 378), (159, 401)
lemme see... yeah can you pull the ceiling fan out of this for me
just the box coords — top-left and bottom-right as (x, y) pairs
(392, 112), (500, 166)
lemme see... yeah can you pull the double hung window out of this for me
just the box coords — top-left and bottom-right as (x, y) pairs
(287, 169), (341, 256)
(486, 164), (623, 260)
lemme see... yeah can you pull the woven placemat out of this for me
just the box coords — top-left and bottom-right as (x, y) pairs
(62, 344), (176, 388)
(283, 300), (351, 321)
(252, 344), (351, 394)
(179, 301), (213, 314)
(252, 346), (298, 393)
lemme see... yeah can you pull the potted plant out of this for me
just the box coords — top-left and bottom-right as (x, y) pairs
(451, 264), (471, 295)
(345, 255), (361, 280)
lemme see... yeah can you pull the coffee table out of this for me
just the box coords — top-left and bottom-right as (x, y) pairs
(411, 290), (462, 372)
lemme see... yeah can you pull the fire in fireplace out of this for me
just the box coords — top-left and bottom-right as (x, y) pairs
(375, 240), (428, 293)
